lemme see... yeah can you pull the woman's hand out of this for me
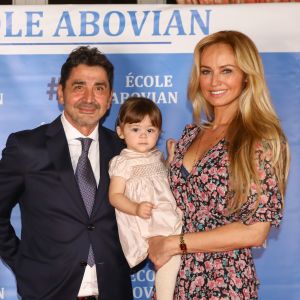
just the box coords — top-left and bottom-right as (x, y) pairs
(148, 236), (176, 270)
(166, 138), (176, 164)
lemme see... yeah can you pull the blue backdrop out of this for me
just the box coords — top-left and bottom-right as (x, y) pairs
(0, 4), (299, 300)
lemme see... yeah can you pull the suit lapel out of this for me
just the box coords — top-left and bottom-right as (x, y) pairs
(46, 117), (88, 217)
(91, 126), (111, 218)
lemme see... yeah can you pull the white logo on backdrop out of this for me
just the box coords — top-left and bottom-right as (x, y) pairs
(0, 288), (5, 300)
(131, 269), (154, 299)
(113, 73), (178, 104)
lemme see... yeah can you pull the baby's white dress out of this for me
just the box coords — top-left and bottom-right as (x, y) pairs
(109, 148), (182, 268)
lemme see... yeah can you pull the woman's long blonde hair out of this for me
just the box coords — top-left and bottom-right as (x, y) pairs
(188, 30), (290, 213)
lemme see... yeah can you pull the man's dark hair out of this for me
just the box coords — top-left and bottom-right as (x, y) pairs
(59, 46), (114, 91)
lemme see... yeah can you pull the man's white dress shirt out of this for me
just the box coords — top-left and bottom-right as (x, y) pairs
(61, 112), (100, 297)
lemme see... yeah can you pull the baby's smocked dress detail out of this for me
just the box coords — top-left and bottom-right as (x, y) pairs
(109, 148), (182, 268)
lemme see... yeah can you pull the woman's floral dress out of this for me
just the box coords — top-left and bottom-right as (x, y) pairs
(169, 124), (283, 300)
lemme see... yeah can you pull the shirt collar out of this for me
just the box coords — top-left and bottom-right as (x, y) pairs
(61, 111), (99, 142)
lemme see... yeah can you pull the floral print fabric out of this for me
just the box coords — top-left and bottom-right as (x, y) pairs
(169, 124), (283, 300)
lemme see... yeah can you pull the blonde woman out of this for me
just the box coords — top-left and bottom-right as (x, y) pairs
(148, 30), (290, 299)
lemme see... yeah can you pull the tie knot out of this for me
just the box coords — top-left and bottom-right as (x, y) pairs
(78, 138), (93, 154)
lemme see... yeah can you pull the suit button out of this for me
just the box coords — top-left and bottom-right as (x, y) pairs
(80, 261), (87, 266)
(88, 224), (95, 230)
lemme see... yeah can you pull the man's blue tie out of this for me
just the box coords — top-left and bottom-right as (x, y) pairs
(75, 138), (96, 267)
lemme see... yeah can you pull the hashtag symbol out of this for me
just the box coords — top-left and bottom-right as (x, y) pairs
(47, 77), (59, 101)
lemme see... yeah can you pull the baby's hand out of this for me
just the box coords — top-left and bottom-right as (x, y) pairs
(136, 201), (154, 219)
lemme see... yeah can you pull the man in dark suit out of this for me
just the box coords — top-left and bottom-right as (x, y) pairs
(0, 46), (133, 300)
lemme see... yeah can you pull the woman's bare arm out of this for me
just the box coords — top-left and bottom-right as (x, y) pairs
(148, 221), (270, 269)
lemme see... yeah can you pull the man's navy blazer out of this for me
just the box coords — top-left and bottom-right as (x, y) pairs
(0, 116), (133, 300)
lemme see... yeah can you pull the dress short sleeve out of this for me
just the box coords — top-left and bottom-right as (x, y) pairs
(240, 142), (283, 227)
(172, 124), (199, 161)
(108, 155), (131, 180)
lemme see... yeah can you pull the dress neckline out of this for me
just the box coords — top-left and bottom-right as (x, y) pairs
(121, 148), (160, 158)
(182, 133), (226, 175)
